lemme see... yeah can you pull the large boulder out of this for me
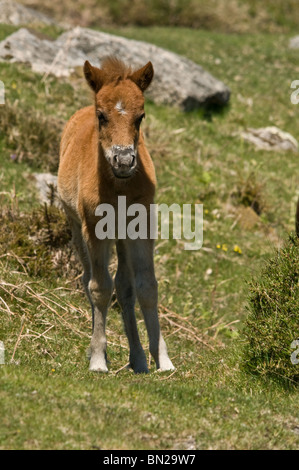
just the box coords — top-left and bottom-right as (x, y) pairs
(0, 28), (83, 75)
(0, 0), (55, 26)
(0, 26), (230, 110)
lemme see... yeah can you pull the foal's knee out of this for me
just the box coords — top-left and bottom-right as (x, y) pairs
(115, 270), (134, 299)
(88, 277), (113, 306)
(135, 275), (158, 308)
(82, 271), (90, 292)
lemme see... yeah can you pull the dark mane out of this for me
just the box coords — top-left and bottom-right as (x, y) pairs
(100, 56), (133, 84)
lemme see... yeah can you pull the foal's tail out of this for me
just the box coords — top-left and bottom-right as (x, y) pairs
(296, 197), (299, 238)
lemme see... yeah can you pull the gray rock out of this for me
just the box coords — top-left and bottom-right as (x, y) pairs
(0, 0), (55, 26)
(33, 172), (61, 207)
(239, 126), (298, 152)
(0, 28), (84, 76)
(57, 27), (231, 109)
(0, 26), (230, 110)
(289, 36), (299, 49)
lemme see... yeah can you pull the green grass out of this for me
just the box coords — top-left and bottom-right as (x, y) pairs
(1, 350), (298, 450)
(0, 22), (299, 449)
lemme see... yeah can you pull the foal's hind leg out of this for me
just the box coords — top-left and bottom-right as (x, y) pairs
(70, 219), (93, 310)
(115, 240), (148, 373)
(70, 219), (97, 362)
(127, 239), (174, 371)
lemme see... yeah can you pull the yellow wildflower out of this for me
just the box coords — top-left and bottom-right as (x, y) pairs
(233, 245), (242, 254)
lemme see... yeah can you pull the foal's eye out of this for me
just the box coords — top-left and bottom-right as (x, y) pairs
(97, 111), (108, 126)
(135, 113), (145, 129)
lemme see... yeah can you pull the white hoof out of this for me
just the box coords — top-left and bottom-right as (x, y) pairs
(89, 356), (108, 373)
(158, 358), (175, 371)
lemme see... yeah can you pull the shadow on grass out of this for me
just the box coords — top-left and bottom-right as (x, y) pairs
(184, 101), (231, 122)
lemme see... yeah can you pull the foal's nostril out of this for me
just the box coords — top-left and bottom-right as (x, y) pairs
(113, 154), (135, 168)
(130, 155), (135, 167)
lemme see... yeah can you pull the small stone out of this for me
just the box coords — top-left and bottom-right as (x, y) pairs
(289, 36), (299, 49)
(239, 126), (298, 152)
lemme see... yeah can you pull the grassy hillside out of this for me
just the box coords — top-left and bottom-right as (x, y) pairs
(0, 19), (299, 449)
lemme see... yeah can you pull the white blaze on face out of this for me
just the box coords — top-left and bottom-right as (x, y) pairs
(115, 100), (127, 115)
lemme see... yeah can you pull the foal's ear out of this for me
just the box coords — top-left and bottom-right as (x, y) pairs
(130, 61), (154, 92)
(83, 60), (104, 93)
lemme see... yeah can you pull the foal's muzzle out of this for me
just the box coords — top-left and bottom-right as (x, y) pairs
(109, 145), (137, 178)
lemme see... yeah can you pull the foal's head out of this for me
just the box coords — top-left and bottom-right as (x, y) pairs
(84, 57), (154, 179)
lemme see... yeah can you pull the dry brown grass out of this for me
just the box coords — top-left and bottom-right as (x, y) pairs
(230, 170), (266, 215)
(0, 100), (64, 172)
(0, 197), (78, 279)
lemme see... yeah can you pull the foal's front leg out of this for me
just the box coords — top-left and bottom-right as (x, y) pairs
(128, 239), (174, 371)
(115, 240), (148, 373)
(86, 237), (113, 372)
